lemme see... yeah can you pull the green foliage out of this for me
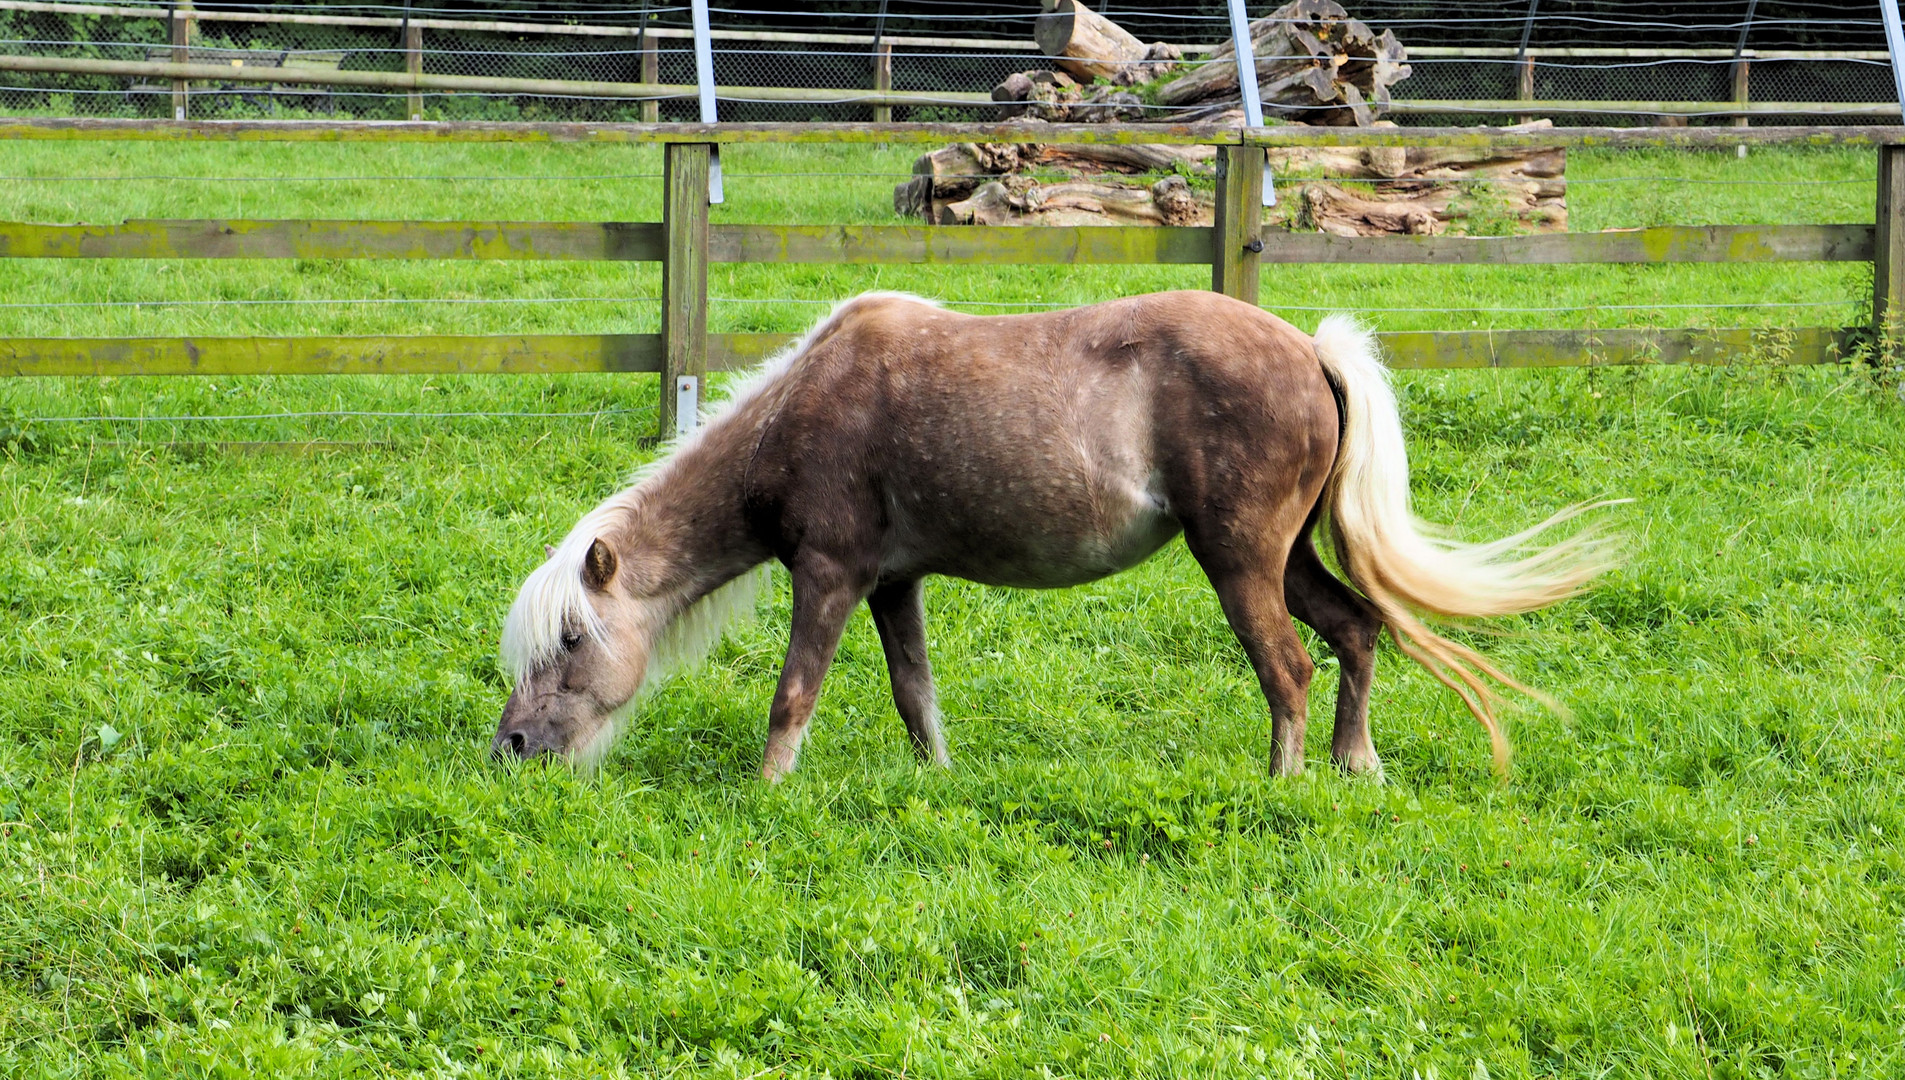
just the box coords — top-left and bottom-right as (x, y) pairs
(1, 141), (1903, 1077)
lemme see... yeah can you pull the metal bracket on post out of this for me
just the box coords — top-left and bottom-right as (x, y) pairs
(690, 0), (722, 204)
(1223, 0), (1274, 208)
(675, 375), (700, 437)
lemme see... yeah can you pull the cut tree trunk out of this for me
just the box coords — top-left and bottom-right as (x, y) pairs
(1295, 179), (1566, 236)
(893, 136), (1212, 221)
(892, 141), (1034, 219)
(1034, 0), (1150, 83)
(940, 175), (1208, 227)
(1154, 0), (1409, 127)
(990, 69), (1146, 124)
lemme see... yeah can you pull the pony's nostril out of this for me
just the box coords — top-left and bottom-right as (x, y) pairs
(507, 730), (528, 756)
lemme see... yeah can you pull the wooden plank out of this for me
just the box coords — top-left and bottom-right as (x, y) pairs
(1245, 125), (1905, 150)
(0, 327), (1850, 378)
(1254, 224), (1873, 265)
(0, 0), (1048, 49)
(1212, 146), (1262, 303)
(0, 54), (992, 107)
(0, 220), (1864, 267)
(1875, 146), (1905, 330)
(1389, 99), (1901, 119)
(709, 224), (1211, 265)
(0, 117), (1242, 146)
(661, 143), (711, 437)
(0, 334), (663, 376)
(0, 333), (798, 377)
(1374, 326), (1852, 370)
(1, 117), (1898, 148)
(1407, 45), (1892, 60)
(0, 219), (666, 260)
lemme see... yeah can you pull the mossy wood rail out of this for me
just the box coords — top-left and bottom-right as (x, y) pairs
(0, 221), (1870, 266)
(2, 122), (1899, 439)
(0, 327), (1854, 378)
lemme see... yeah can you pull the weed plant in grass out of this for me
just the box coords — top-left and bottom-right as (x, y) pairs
(0, 141), (1902, 1077)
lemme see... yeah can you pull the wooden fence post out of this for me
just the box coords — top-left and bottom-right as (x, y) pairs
(405, 22), (423, 121)
(170, 1), (190, 120)
(1518, 56), (1534, 126)
(873, 42), (892, 124)
(661, 142), (712, 438)
(1875, 145), (1905, 333)
(640, 36), (659, 123)
(1212, 144), (1263, 305)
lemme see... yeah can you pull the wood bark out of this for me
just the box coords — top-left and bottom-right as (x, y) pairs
(1033, 0), (1149, 82)
(1154, 0), (1409, 127)
(895, 122), (1565, 236)
(892, 141), (1033, 219)
(940, 175), (1208, 227)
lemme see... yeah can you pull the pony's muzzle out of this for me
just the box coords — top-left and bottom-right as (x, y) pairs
(490, 725), (557, 762)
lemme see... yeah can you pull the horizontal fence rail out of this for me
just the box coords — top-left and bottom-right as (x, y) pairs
(0, 221), (1874, 267)
(0, 54), (995, 108)
(0, 0), (1887, 59)
(0, 328), (1855, 379)
(2, 118), (1901, 148)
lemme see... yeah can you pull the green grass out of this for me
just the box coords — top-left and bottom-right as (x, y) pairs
(2, 141), (1904, 1078)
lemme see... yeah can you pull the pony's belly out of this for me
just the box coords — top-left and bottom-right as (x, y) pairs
(889, 484), (1181, 589)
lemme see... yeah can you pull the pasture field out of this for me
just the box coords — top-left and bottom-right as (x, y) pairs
(1, 140), (1903, 1078)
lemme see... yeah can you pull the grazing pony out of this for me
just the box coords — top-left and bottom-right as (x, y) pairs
(496, 291), (1610, 779)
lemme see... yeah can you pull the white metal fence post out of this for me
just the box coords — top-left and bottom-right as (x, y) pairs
(690, 0), (722, 205)
(1223, 0), (1274, 208)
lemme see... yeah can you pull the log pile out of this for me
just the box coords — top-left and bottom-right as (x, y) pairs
(1274, 123), (1568, 234)
(992, 0), (1409, 128)
(893, 122), (1566, 235)
(894, 2), (1566, 236)
(1154, 0), (1410, 127)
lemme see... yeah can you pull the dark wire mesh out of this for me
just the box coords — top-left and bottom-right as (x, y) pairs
(0, 3), (1892, 124)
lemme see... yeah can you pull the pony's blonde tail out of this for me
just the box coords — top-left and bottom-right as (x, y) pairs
(1310, 315), (1618, 772)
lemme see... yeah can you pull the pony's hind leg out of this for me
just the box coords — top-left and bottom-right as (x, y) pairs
(1185, 530), (1316, 776)
(1284, 533), (1386, 778)
(762, 551), (871, 781)
(867, 578), (950, 767)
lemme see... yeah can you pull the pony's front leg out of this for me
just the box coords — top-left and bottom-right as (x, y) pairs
(762, 552), (870, 781)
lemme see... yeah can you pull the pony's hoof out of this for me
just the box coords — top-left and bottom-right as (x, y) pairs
(1334, 748), (1386, 783)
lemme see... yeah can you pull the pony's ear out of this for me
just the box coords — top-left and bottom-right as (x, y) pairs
(545, 544), (558, 560)
(582, 537), (619, 591)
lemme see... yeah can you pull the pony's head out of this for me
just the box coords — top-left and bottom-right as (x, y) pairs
(493, 494), (766, 770)
(493, 512), (657, 769)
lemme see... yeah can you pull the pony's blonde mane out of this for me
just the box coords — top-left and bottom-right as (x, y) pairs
(500, 292), (941, 691)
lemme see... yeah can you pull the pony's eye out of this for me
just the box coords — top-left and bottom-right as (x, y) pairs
(560, 632), (582, 652)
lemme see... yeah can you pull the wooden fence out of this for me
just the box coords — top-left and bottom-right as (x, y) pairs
(1, 118), (1900, 436)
